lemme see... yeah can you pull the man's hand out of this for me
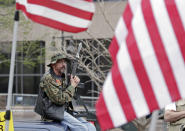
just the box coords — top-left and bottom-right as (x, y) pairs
(164, 110), (185, 122)
(70, 75), (80, 88)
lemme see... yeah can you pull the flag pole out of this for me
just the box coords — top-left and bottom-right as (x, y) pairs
(5, 10), (19, 131)
(149, 110), (159, 131)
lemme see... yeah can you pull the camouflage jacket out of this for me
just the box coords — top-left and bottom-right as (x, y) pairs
(40, 69), (75, 105)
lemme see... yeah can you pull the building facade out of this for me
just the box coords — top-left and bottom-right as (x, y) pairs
(0, 1), (127, 106)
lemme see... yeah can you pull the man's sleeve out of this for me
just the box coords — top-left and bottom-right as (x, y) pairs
(42, 75), (75, 105)
(165, 103), (176, 111)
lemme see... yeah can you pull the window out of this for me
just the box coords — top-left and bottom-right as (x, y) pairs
(0, 41), (45, 94)
(0, 0), (15, 5)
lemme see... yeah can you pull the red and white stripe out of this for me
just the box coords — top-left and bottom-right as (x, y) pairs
(96, 0), (185, 130)
(16, 0), (95, 33)
(109, 0), (141, 62)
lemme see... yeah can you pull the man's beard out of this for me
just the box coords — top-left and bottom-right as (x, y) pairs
(59, 67), (65, 74)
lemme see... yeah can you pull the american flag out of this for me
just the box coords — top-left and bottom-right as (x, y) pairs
(16, 0), (95, 33)
(96, 0), (185, 130)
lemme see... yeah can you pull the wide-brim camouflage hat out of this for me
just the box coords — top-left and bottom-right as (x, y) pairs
(47, 53), (70, 67)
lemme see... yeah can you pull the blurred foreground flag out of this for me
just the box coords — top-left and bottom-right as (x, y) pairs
(96, 0), (185, 130)
(16, 0), (95, 33)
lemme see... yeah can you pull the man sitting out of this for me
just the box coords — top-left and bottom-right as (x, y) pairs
(35, 53), (96, 131)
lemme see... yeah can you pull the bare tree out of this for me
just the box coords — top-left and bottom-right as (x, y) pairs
(65, 39), (111, 90)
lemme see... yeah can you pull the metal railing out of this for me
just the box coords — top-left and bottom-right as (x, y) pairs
(0, 93), (98, 111)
